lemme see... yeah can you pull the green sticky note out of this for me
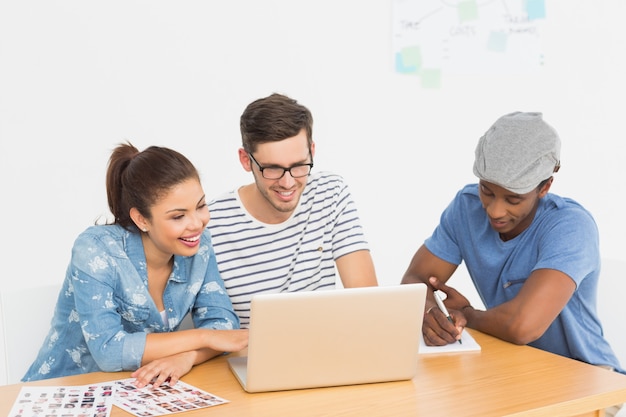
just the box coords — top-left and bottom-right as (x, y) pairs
(420, 68), (442, 89)
(458, 0), (479, 22)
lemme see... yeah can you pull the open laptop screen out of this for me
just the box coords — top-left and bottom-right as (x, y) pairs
(228, 284), (427, 392)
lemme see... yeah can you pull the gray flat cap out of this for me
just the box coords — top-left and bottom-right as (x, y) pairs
(473, 112), (561, 194)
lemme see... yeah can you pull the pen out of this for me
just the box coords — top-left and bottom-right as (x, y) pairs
(434, 291), (462, 344)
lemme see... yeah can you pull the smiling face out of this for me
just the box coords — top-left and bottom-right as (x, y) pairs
(239, 129), (315, 224)
(478, 179), (551, 241)
(131, 178), (210, 262)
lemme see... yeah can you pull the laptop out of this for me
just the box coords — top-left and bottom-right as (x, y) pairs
(227, 283), (427, 392)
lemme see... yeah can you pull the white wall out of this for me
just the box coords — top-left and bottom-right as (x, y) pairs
(1, 0), (625, 375)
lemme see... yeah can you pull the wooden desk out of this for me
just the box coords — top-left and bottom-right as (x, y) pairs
(3, 330), (626, 417)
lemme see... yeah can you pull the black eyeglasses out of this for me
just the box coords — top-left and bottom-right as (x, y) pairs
(248, 152), (314, 180)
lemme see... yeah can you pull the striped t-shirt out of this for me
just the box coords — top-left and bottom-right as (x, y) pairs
(207, 172), (370, 327)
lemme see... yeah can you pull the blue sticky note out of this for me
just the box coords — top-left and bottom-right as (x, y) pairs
(487, 31), (507, 53)
(525, 0), (546, 20)
(395, 46), (422, 74)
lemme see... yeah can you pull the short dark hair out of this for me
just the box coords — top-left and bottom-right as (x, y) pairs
(536, 177), (552, 191)
(240, 93), (313, 153)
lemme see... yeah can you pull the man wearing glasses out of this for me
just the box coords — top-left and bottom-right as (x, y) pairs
(207, 93), (378, 327)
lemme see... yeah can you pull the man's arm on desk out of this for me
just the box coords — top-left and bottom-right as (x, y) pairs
(449, 269), (575, 345)
(403, 245), (577, 346)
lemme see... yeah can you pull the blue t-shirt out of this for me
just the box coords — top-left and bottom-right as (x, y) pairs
(22, 225), (239, 382)
(425, 184), (623, 373)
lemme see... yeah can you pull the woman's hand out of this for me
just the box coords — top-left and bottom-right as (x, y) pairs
(132, 329), (249, 388)
(132, 351), (196, 388)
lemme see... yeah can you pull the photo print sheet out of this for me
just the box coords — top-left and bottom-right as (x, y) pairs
(112, 377), (229, 416)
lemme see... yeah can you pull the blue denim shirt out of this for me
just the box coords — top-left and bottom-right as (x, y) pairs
(22, 225), (239, 381)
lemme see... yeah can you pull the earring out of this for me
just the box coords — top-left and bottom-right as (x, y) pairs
(142, 228), (148, 232)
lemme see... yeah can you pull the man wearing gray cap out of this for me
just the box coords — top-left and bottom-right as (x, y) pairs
(402, 112), (623, 381)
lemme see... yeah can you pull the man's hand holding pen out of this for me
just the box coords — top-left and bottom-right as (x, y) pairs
(423, 276), (470, 346)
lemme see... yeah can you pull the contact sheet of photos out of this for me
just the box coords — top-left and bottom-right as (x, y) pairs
(9, 384), (114, 417)
(112, 378), (228, 416)
(9, 378), (228, 417)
